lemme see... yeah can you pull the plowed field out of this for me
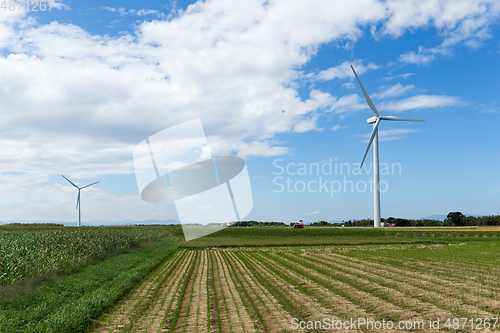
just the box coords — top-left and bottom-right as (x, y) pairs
(91, 242), (500, 332)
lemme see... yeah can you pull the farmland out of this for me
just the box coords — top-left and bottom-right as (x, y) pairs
(0, 225), (181, 333)
(2, 226), (500, 332)
(92, 236), (500, 332)
(182, 226), (500, 247)
(0, 225), (178, 286)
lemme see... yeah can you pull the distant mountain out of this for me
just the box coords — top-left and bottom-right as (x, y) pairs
(0, 219), (181, 226)
(84, 219), (181, 226)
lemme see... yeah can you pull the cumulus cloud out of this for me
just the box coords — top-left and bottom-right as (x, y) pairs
(313, 60), (378, 82)
(392, 0), (500, 64)
(378, 128), (422, 141)
(0, 0), (495, 221)
(331, 124), (347, 131)
(382, 73), (414, 81)
(102, 6), (163, 17)
(359, 128), (422, 142)
(50, 1), (71, 10)
(0, 0), (391, 176)
(0, 173), (176, 221)
(0, 0), (487, 176)
(342, 82), (356, 90)
(381, 95), (460, 112)
(373, 83), (415, 99)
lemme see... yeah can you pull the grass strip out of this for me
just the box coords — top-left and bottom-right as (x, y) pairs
(182, 227), (500, 248)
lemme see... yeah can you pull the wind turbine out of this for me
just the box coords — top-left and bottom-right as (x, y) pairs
(62, 175), (99, 227)
(351, 65), (424, 228)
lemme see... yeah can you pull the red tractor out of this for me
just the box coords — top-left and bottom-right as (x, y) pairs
(293, 219), (304, 229)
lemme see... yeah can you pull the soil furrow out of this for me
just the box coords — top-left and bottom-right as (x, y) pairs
(295, 251), (494, 320)
(130, 251), (195, 333)
(314, 251), (500, 316)
(210, 250), (231, 333)
(214, 249), (255, 333)
(240, 251), (357, 332)
(224, 249), (291, 332)
(95, 250), (184, 332)
(266, 251), (428, 324)
(172, 251), (202, 332)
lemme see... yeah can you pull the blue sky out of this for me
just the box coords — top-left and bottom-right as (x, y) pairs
(0, 0), (498, 224)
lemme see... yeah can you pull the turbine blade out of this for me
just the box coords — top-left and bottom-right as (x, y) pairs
(360, 118), (380, 168)
(351, 65), (380, 116)
(62, 175), (79, 189)
(76, 191), (80, 210)
(80, 181), (99, 190)
(380, 116), (424, 122)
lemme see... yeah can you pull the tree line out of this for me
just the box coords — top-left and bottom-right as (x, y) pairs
(227, 213), (500, 227)
(343, 212), (500, 227)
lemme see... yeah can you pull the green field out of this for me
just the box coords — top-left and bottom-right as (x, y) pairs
(182, 226), (500, 247)
(92, 239), (500, 333)
(1, 225), (499, 332)
(0, 224), (180, 286)
(0, 225), (181, 332)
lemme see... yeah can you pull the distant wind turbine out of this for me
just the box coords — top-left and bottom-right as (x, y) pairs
(62, 175), (99, 227)
(351, 65), (424, 228)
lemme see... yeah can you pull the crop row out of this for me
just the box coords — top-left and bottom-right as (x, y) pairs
(92, 242), (500, 332)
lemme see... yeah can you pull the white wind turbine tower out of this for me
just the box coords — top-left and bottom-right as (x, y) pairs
(351, 65), (424, 228)
(62, 175), (99, 227)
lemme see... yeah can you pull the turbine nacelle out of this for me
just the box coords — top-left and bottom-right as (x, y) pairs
(367, 115), (424, 124)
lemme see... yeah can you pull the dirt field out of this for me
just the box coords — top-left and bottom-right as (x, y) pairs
(477, 226), (500, 231)
(91, 242), (500, 332)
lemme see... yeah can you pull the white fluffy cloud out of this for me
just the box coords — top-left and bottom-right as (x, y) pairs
(0, 0), (497, 221)
(0, 0), (388, 176)
(0, 173), (176, 222)
(312, 60), (378, 81)
(359, 128), (422, 143)
(373, 83), (415, 99)
(392, 0), (500, 64)
(0, 0), (494, 176)
(381, 95), (460, 112)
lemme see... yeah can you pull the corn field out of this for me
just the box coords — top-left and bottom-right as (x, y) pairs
(0, 227), (172, 286)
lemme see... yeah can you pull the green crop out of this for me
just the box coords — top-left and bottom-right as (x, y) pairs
(0, 227), (172, 286)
